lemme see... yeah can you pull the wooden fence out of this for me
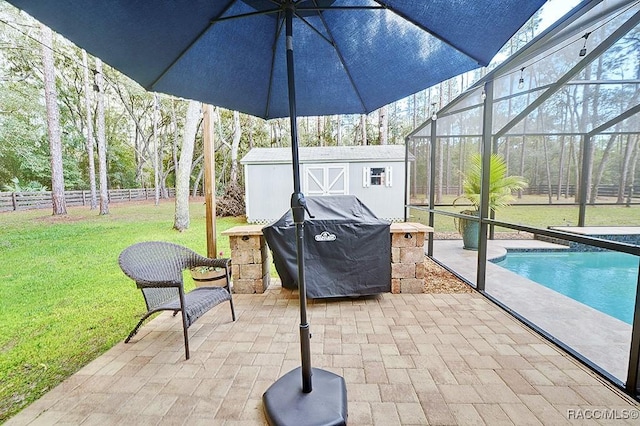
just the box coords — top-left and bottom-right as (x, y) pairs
(412, 184), (640, 201)
(0, 188), (175, 212)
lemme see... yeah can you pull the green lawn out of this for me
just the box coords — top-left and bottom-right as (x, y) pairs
(408, 198), (639, 233)
(0, 199), (244, 422)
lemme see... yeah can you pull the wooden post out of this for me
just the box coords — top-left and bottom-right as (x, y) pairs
(203, 104), (217, 258)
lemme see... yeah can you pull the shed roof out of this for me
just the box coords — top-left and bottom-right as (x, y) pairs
(241, 145), (406, 165)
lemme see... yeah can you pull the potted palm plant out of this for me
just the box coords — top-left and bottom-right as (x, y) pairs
(454, 153), (527, 250)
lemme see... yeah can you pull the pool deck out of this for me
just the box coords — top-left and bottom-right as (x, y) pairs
(432, 238), (632, 384)
(7, 283), (639, 425)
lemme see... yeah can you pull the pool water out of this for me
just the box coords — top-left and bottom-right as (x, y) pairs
(496, 251), (640, 324)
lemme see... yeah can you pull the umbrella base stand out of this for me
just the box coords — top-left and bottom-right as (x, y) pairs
(263, 367), (347, 426)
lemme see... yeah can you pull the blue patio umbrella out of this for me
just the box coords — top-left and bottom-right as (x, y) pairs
(7, 1), (545, 424)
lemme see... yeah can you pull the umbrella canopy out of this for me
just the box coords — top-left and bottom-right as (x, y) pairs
(8, 0), (544, 119)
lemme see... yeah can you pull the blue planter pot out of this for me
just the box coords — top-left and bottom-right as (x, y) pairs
(456, 210), (480, 250)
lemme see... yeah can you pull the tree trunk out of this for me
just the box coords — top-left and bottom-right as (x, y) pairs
(579, 66), (593, 203)
(133, 130), (143, 185)
(425, 88), (430, 121)
(590, 134), (617, 203)
(458, 138), (464, 196)
(627, 137), (640, 205)
(174, 100), (200, 231)
(571, 137), (580, 199)
(566, 141), (573, 199)
(171, 99), (179, 187)
(542, 136), (553, 204)
(379, 105), (388, 145)
(504, 68), (514, 174)
(567, 89), (580, 201)
(412, 94), (417, 129)
(618, 134), (636, 203)
(248, 115), (254, 149)
(503, 138), (510, 174)
(517, 79), (532, 199)
(587, 59), (605, 203)
(557, 135), (566, 200)
(532, 140), (539, 190)
(336, 115), (342, 146)
(153, 93), (160, 206)
(230, 110), (241, 185)
(95, 58), (109, 215)
(360, 114), (367, 145)
(40, 24), (67, 215)
(445, 139), (450, 196)
(81, 50), (98, 210)
(317, 116), (324, 146)
(192, 157), (204, 196)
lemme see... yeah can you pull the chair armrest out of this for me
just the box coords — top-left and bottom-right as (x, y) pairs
(120, 241), (231, 289)
(190, 256), (231, 270)
(135, 278), (182, 288)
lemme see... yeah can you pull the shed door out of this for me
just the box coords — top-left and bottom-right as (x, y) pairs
(304, 164), (348, 196)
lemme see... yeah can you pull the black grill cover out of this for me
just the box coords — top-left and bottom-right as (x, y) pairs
(262, 195), (391, 298)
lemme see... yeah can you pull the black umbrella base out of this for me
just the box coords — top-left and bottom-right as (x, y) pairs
(263, 367), (347, 426)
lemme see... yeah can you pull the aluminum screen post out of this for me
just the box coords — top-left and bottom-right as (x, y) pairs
(626, 269), (640, 395)
(476, 80), (494, 293)
(404, 137), (409, 223)
(428, 121), (437, 257)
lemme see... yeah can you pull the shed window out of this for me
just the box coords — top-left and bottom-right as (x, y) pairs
(362, 166), (392, 187)
(370, 167), (385, 186)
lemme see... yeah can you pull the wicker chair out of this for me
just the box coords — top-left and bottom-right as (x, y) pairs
(118, 241), (235, 359)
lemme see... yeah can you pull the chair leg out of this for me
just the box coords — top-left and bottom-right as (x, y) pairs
(229, 297), (236, 322)
(225, 270), (236, 322)
(180, 309), (190, 360)
(125, 312), (154, 343)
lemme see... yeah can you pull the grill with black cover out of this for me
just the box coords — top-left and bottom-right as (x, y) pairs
(263, 195), (391, 298)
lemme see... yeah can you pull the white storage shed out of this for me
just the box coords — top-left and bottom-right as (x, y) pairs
(241, 145), (409, 223)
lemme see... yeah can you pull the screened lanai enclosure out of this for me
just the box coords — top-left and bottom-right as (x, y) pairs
(406, 0), (640, 396)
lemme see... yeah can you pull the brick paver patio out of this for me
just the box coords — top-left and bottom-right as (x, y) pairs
(7, 285), (639, 425)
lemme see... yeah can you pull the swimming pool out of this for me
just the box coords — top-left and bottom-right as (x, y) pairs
(495, 251), (640, 324)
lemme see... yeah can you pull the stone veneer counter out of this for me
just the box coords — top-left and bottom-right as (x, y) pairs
(223, 222), (434, 294)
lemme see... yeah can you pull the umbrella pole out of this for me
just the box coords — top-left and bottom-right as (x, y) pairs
(284, 6), (313, 394)
(262, 4), (347, 425)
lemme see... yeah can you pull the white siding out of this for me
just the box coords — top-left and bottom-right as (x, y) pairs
(242, 146), (408, 223)
(347, 162), (405, 220)
(245, 164), (296, 223)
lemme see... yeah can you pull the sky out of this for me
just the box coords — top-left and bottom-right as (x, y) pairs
(490, 0), (582, 65)
(538, 0), (583, 32)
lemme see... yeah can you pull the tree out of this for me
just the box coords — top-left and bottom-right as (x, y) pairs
(174, 100), (200, 231)
(110, 76), (156, 186)
(81, 50), (97, 209)
(153, 93), (160, 205)
(229, 110), (242, 185)
(40, 23), (66, 215)
(618, 135), (638, 203)
(95, 58), (109, 215)
(378, 105), (388, 145)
